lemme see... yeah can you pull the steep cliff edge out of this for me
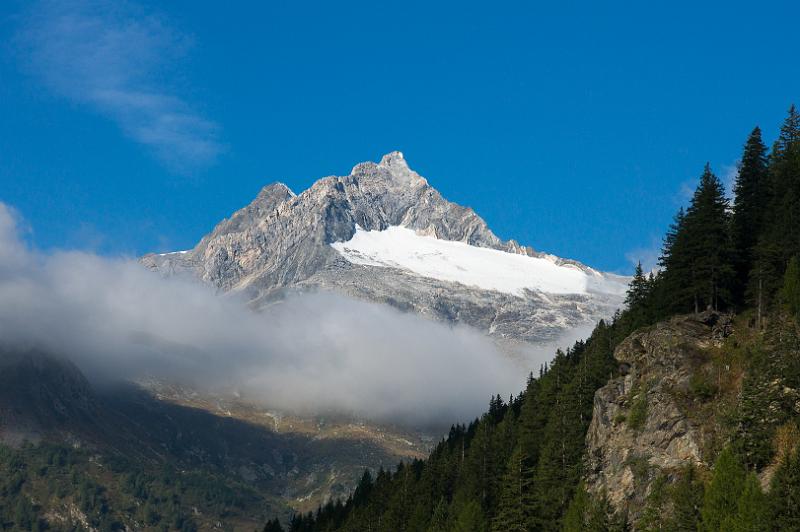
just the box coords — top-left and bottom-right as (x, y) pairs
(584, 312), (736, 525)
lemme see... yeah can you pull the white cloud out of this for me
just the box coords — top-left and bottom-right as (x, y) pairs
(625, 240), (661, 274)
(0, 203), (537, 428)
(16, 0), (221, 172)
(720, 161), (740, 200)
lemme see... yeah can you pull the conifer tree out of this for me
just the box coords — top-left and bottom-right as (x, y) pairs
(491, 445), (533, 532)
(451, 498), (486, 532)
(700, 447), (746, 531)
(426, 496), (448, 532)
(263, 518), (285, 532)
(670, 466), (703, 531)
(732, 473), (769, 532)
(731, 127), (769, 304)
(663, 165), (735, 312)
(754, 105), (800, 307)
(562, 483), (590, 532)
(625, 262), (648, 308)
(658, 208), (691, 313)
(770, 448), (800, 530)
(637, 475), (667, 532)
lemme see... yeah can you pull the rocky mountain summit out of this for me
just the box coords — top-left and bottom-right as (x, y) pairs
(142, 152), (627, 345)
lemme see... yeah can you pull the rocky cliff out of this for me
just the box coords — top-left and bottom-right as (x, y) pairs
(584, 312), (735, 526)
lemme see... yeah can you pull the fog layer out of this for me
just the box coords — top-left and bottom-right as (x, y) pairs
(0, 203), (586, 426)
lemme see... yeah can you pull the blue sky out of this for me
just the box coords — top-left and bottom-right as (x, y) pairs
(1, 0), (798, 273)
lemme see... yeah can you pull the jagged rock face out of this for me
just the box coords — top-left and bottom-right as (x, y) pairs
(584, 313), (731, 526)
(142, 152), (627, 344)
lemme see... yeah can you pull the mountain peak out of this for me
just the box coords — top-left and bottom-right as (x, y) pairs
(257, 182), (295, 202)
(142, 152), (627, 346)
(378, 151), (408, 170)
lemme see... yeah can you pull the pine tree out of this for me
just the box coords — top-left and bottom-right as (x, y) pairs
(731, 127), (769, 305)
(732, 473), (769, 532)
(669, 466), (703, 531)
(586, 490), (619, 532)
(426, 496), (448, 532)
(625, 262), (648, 309)
(491, 445), (534, 532)
(637, 475), (668, 532)
(658, 208), (692, 313)
(263, 518), (285, 532)
(562, 484), (625, 532)
(754, 105), (800, 307)
(451, 498), (486, 532)
(562, 483), (590, 532)
(770, 448), (800, 530)
(623, 262), (655, 330)
(700, 447), (746, 531)
(663, 165), (735, 313)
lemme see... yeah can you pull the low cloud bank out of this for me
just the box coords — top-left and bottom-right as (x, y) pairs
(0, 203), (588, 427)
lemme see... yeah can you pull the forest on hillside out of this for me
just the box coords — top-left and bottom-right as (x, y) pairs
(265, 106), (800, 532)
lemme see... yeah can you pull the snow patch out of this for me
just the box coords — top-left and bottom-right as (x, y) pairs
(331, 226), (623, 297)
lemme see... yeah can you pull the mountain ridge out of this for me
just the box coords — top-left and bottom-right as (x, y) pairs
(142, 152), (627, 345)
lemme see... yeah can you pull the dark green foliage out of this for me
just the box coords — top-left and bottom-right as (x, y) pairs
(563, 484), (625, 532)
(700, 447), (746, 531)
(0, 441), (281, 531)
(733, 473), (769, 532)
(770, 449), (800, 530)
(752, 105), (800, 311)
(562, 482), (591, 532)
(637, 475), (667, 532)
(491, 445), (533, 531)
(732, 127), (770, 304)
(670, 466), (704, 531)
(626, 388), (648, 431)
(264, 518), (286, 532)
(781, 256), (800, 317)
(450, 497), (486, 532)
(660, 164), (735, 313)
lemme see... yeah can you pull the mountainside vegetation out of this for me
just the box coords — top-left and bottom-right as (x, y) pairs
(266, 105), (800, 531)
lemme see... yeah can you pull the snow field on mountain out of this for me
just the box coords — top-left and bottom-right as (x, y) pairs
(332, 225), (597, 296)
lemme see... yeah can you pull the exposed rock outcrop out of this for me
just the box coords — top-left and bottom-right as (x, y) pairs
(585, 312), (733, 525)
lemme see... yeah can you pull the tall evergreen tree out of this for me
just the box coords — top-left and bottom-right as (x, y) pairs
(625, 262), (648, 309)
(662, 165), (735, 312)
(451, 498), (486, 532)
(732, 473), (769, 532)
(700, 447), (746, 531)
(263, 518), (285, 532)
(670, 466), (704, 531)
(754, 105), (800, 309)
(562, 483), (591, 532)
(731, 127), (769, 305)
(491, 445), (533, 532)
(770, 448), (800, 530)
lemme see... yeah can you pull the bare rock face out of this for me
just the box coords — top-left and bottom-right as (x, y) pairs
(142, 152), (627, 345)
(585, 313), (732, 525)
